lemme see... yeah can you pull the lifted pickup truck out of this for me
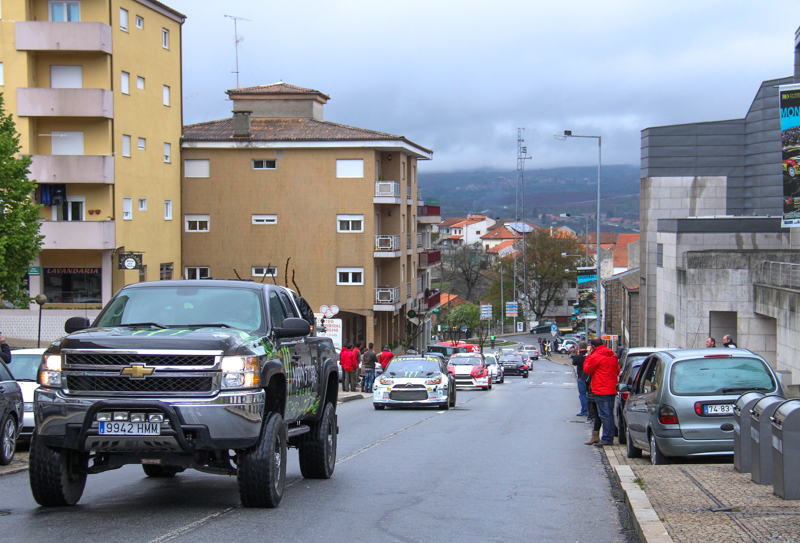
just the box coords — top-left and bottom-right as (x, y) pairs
(29, 280), (339, 508)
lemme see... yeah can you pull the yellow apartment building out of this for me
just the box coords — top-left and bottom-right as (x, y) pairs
(0, 0), (184, 340)
(181, 83), (441, 351)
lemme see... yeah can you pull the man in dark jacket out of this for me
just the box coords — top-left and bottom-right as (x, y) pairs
(363, 343), (378, 393)
(0, 335), (10, 365)
(571, 341), (589, 417)
(583, 338), (620, 446)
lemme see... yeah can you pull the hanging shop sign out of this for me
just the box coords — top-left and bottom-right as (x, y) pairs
(117, 252), (143, 270)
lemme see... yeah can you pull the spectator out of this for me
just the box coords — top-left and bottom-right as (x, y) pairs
(340, 343), (359, 392)
(378, 346), (393, 370)
(0, 335), (10, 365)
(583, 337), (620, 447)
(705, 337), (716, 348)
(571, 341), (589, 417)
(354, 342), (363, 391)
(362, 343), (378, 393)
(722, 335), (737, 348)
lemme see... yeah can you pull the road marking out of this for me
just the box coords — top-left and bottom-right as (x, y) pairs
(148, 507), (237, 543)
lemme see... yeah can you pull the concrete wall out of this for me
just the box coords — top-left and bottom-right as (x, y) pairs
(754, 284), (800, 396)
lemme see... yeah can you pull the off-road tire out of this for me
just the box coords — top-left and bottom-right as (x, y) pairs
(626, 428), (642, 459)
(142, 464), (183, 477)
(299, 402), (337, 479)
(29, 430), (87, 506)
(237, 412), (287, 508)
(488, 381), (493, 390)
(0, 413), (17, 465)
(439, 401), (449, 410)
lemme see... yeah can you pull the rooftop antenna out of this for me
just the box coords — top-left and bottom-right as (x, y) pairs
(224, 14), (251, 88)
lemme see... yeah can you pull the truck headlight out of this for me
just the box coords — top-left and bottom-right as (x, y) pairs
(221, 356), (260, 389)
(40, 354), (62, 387)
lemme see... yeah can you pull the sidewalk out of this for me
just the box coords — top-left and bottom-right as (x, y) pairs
(0, 450), (29, 477)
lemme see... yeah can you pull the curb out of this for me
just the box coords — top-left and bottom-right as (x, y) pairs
(338, 393), (366, 404)
(0, 464), (28, 477)
(604, 448), (674, 543)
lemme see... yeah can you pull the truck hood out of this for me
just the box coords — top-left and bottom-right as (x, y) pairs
(51, 327), (262, 356)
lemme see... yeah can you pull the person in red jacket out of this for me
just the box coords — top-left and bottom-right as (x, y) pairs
(340, 343), (359, 392)
(378, 346), (393, 370)
(583, 337), (620, 446)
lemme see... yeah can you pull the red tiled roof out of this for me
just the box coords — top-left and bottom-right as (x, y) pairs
(440, 218), (463, 227)
(480, 226), (520, 240)
(613, 245), (628, 268)
(183, 118), (412, 143)
(226, 82), (330, 99)
(487, 240), (516, 253)
(448, 235), (463, 240)
(584, 232), (619, 244)
(617, 233), (640, 247)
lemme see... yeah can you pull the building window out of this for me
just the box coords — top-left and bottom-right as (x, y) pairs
(665, 313), (675, 329)
(656, 243), (663, 268)
(121, 135), (131, 157)
(51, 131), (83, 155)
(185, 267), (210, 280)
(164, 200), (172, 220)
(402, 214), (405, 233)
(50, 65), (82, 88)
(0, 63), (4, 86)
(252, 159), (276, 170)
(50, 1), (80, 22)
(336, 159), (364, 178)
(162, 28), (169, 49)
(163, 85), (170, 106)
(337, 267), (364, 285)
(252, 215), (277, 225)
(160, 263), (173, 280)
(337, 214), (364, 232)
(120, 8), (128, 31)
(164, 142), (171, 163)
(137, 76), (145, 90)
(185, 214), (209, 232)
(122, 197), (132, 220)
(402, 162), (406, 181)
(138, 198), (147, 211)
(184, 159), (210, 178)
(252, 266), (277, 277)
(136, 15), (144, 29)
(52, 196), (84, 221)
(138, 137), (145, 151)
(121, 71), (130, 94)
(43, 267), (101, 304)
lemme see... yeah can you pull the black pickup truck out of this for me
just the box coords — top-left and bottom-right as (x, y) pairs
(29, 280), (339, 508)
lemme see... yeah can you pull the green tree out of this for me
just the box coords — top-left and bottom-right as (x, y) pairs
(443, 244), (490, 302)
(0, 95), (42, 307)
(444, 303), (478, 345)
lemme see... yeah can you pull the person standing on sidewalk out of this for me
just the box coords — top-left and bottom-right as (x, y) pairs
(341, 343), (359, 392)
(378, 345), (393, 370)
(571, 341), (589, 417)
(583, 337), (620, 447)
(354, 342), (364, 391)
(363, 343), (378, 393)
(0, 335), (10, 365)
(722, 335), (737, 348)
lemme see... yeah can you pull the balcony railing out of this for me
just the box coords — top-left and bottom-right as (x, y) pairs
(760, 261), (800, 289)
(417, 188), (423, 201)
(375, 235), (401, 252)
(15, 21), (113, 54)
(420, 290), (440, 312)
(418, 205), (441, 217)
(419, 249), (441, 267)
(375, 181), (400, 198)
(417, 233), (424, 247)
(40, 220), (115, 250)
(375, 286), (400, 304)
(17, 88), (113, 118)
(30, 155), (114, 184)
(407, 185), (411, 198)
(417, 277), (423, 293)
(407, 282), (412, 298)
(407, 234), (412, 249)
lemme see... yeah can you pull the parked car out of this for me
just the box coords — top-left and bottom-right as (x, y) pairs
(529, 322), (556, 335)
(498, 355), (529, 378)
(615, 347), (673, 445)
(448, 353), (491, 389)
(6, 348), (45, 440)
(484, 354), (504, 384)
(621, 348), (783, 465)
(373, 355), (456, 410)
(0, 359), (23, 465)
(522, 345), (540, 360)
(558, 339), (579, 354)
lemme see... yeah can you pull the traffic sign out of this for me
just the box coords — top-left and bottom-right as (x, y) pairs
(550, 324), (559, 338)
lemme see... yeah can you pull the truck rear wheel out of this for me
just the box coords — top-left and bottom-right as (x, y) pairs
(29, 430), (87, 506)
(237, 412), (287, 508)
(142, 464), (183, 477)
(299, 402), (337, 479)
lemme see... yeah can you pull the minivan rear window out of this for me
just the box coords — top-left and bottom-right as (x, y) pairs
(671, 357), (775, 395)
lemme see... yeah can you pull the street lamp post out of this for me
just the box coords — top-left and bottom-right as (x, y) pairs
(556, 131), (603, 336)
(559, 213), (590, 265)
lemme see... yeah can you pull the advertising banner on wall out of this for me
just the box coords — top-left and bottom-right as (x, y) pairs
(780, 84), (800, 227)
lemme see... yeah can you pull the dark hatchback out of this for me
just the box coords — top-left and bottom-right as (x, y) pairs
(498, 355), (529, 378)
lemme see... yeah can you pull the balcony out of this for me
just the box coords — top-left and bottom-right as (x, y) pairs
(417, 233), (424, 247)
(30, 155), (114, 184)
(374, 286), (402, 311)
(15, 22), (113, 54)
(419, 249), (441, 268)
(40, 220), (115, 250)
(407, 234), (412, 250)
(374, 181), (402, 204)
(406, 282), (412, 298)
(17, 88), (113, 118)
(374, 235), (402, 258)
(417, 277), (423, 294)
(417, 205), (441, 224)
(419, 290), (440, 312)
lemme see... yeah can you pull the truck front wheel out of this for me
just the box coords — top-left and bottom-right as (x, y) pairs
(237, 412), (287, 508)
(29, 430), (87, 506)
(299, 401), (337, 479)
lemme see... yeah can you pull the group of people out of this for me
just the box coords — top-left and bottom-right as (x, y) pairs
(705, 335), (737, 348)
(537, 337), (559, 357)
(339, 343), (392, 393)
(571, 338), (620, 447)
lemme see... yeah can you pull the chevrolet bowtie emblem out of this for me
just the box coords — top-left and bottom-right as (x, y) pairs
(121, 364), (154, 379)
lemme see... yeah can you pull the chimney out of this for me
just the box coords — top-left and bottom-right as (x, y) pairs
(233, 110), (252, 138)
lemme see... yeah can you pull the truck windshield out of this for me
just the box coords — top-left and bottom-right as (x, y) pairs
(94, 287), (264, 331)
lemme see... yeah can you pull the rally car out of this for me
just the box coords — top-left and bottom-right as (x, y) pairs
(448, 353), (492, 390)
(373, 355), (456, 410)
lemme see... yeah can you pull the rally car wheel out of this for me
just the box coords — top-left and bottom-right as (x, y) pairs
(373, 404), (385, 410)
(238, 412), (287, 508)
(299, 402), (337, 479)
(523, 371), (529, 378)
(449, 388), (457, 408)
(29, 430), (87, 506)
(488, 381), (493, 390)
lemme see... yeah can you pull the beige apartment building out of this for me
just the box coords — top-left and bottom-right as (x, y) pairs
(0, 0), (184, 340)
(181, 83), (441, 351)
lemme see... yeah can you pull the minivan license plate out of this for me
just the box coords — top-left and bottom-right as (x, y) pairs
(704, 404), (734, 415)
(99, 422), (160, 435)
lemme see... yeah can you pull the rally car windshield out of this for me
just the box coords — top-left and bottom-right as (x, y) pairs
(450, 356), (482, 365)
(499, 356), (522, 363)
(385, 359), (441, 376)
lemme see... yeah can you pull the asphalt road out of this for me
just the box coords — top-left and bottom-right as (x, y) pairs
(0, 338), (637, 543)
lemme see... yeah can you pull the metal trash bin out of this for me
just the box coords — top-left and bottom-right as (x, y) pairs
(771, 399), (800, 499)
(733, 391), (766, 473)
(750, 395), (785, 485)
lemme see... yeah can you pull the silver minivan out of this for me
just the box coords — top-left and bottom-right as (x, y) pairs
(620, 348), (783, 465)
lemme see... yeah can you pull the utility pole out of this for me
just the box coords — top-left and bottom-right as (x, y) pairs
(513, 128), (532, 332)
(224, 14), (251, 88)
(500, 262), (504, 335)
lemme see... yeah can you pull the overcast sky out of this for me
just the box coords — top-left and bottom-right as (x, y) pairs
(165, 0), (799, 173)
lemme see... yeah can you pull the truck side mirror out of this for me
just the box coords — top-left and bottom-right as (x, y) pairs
(65, 316), (91, 334)
(274, 317), (312, 339)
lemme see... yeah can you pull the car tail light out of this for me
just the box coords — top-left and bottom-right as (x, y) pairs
(470, 365), (487, 378)
(659, 404), (679, 425)
(694, 402), (702, 415)
(621, 392), (629, 403)
(522, 364), (529, 370)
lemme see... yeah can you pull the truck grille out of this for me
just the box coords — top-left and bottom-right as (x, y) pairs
(65, 353), (216, 367)
(66, 375), (214, 394)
